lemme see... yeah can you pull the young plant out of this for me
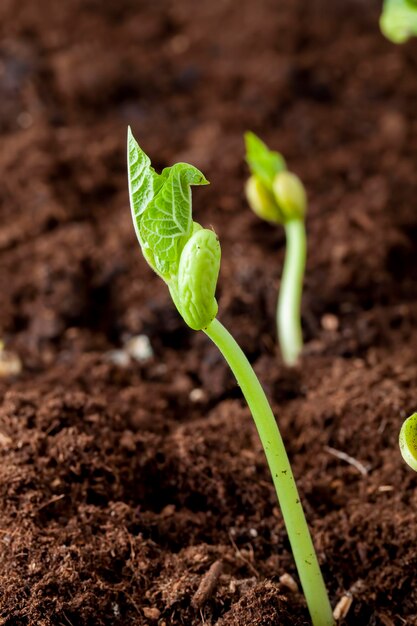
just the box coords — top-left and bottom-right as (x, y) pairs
(127, 127), (334, 626)
(244, 132), (307, 366)
(380, 0), (417, 43)
(399, 413), (417, 471)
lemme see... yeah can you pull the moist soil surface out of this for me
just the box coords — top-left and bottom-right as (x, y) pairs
(1, 0), (417, 624)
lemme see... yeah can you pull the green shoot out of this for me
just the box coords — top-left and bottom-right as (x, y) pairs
(380, 0), (417, 43)
(127, 128), (334, 626)
(244, 132), (307, 367)
(399, 413), (417, 471)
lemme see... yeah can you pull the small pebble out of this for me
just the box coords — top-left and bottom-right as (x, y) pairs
(333, 594), (353, 620)
(0, 347), (22, 377)
(161, 504), (176, 517)
(321, 313), (339, 332)
(125, 335), (154, 362)
(143, 607), (160, 620)
(279, 572), (299, 593)
(0, 432), (12, 448)
(189, 388), (206, 403)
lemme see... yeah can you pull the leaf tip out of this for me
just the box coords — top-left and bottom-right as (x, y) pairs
(244, 130), (261, 151)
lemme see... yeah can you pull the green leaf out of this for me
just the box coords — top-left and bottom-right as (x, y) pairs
(380, 0), (417, 43)
(127, 127), (160, 238)
(244, 132), (286, 189)
(127, 128), (208, 280)
(127, 129), (209, 279)
(140, 163), (208, 278)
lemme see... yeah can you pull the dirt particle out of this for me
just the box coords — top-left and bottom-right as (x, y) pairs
(0, 348), (22, 377)
(279, 572), (299, 593)
(192, 559), (223, 608)
(143, 607), (161, 620)
(333, 594), (353, 620)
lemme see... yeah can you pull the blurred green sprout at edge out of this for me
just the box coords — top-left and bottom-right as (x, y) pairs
(127, 127), (334, 626)
(380, 0), (417, 43)
(400, 413), (417, 471)
(244, 131), (307, 367)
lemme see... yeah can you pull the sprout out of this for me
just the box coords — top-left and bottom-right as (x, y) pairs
(244, 132), (307, 366)
(127, 128), (334, 626)
(380, 0), (417, 43)
(399, 413), (417, 471)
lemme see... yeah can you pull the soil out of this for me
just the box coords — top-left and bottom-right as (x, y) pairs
(1, 0), (417, 624)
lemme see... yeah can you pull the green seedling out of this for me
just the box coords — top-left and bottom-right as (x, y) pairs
(380, 0), (417, 43)
(127, 128), (334, 626)
(244, 132), (307, 366)
(399, 413), (417, 471)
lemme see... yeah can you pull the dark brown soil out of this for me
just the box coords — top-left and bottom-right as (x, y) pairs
(1, 0), (417, 624)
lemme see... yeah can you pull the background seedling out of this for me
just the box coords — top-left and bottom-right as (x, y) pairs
(244, 132), (307, 366)
(128, 128), (334, 626)
(399, 413), (417, 471)
(380, 0), (417, 42)
(380, 0), (417, 474)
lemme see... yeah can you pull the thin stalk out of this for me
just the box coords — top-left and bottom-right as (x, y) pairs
(204, 318), (334, 626)
(278, 219), (306, 366)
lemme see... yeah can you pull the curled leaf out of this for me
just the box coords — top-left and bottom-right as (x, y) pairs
(127, 127), (160, 233)
(127, 129), (208, 279)
(140, 163), (208, 278)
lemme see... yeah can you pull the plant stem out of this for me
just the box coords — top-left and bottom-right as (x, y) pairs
(204, 318), (334, 626)
(278, 218), (306, 366)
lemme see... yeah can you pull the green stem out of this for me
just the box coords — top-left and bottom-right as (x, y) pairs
(278, 219), (306, 366)
(204, 318), (334, 626)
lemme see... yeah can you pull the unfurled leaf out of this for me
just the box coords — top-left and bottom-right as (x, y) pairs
(380, 0), (417, 43)
(244, 132), (286, 189)
(127, 129), (209, 279)
(127, 127), (160, 232)
(140, 163), (208, 278)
